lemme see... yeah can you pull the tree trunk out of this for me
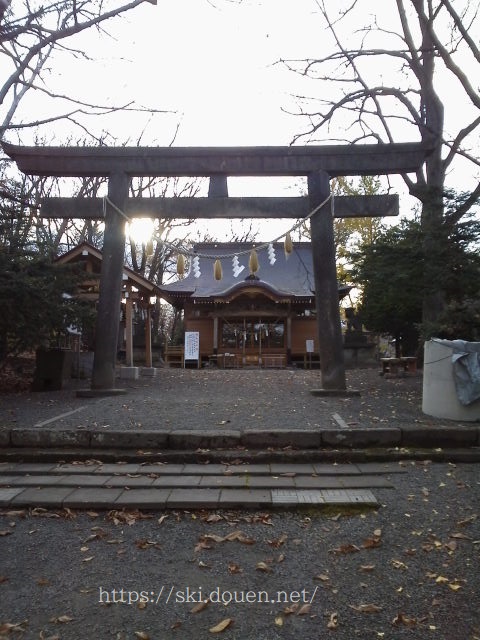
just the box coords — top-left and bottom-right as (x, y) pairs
(415, 1), (447, 334)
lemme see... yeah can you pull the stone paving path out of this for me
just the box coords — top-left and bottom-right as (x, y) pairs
(0, 461), (405, 510)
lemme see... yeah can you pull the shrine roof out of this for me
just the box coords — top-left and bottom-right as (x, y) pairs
(55, 242), (162, 296)
(159, 242), (350, 303)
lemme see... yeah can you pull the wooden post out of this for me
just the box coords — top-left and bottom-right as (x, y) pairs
(308, 170), (347, 390)
(125, 286), (133, 367)
(286, 315), (292, 365)
(213, 316), (218, 355)
(145, 305), (152, 368)
(91, 171), (129, 390)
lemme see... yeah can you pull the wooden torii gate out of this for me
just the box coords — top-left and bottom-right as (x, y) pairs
(2, 142), (430, 395)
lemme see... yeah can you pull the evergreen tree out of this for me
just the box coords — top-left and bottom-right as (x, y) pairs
(0, 184), (94, 366)
(351, 195), (480, 355)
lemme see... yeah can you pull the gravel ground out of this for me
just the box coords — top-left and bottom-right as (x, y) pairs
(0, 367), (469, 432)
(0, 461), (479, 639)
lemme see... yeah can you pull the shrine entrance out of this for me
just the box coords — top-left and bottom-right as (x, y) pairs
(2, 141), (431, 394)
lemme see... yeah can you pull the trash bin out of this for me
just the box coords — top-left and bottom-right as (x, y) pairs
(422, 339), (480, 421)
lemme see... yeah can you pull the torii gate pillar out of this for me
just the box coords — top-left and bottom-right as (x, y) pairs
(308, 171), (348, 391)
(90, 172), (129, 393)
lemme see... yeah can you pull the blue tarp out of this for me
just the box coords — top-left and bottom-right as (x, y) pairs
(433, 339), (480, 406)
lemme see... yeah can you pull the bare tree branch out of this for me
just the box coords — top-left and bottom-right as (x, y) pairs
(284, 0), (480, 327)
(0, 0), (158, 138)
(412, 0), (480, 109)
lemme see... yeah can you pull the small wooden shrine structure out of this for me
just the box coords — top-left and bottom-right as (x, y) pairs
(55, 242), (160, 368)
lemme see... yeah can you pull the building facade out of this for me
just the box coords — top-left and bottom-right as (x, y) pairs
(160, 242), (351, 367)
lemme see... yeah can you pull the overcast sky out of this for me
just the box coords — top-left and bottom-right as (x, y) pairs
(5, 0), (479, 238)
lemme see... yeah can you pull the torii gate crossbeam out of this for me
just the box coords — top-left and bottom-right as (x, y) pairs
(2, 142), (431, 394)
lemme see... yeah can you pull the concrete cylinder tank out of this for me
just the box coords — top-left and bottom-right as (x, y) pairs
(422, 339), (480, 421)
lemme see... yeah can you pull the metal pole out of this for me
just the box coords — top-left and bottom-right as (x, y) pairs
(308, 170), (347, 390)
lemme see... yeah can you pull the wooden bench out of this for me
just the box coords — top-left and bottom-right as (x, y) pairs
(165, 345), (184, 367)
(381, 357), (417, 376)
(217, 353), (238, 368)
(242, 354), (261, 368)
(263, 355), (286, 369)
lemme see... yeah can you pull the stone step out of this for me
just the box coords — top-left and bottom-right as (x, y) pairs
(0, 462), (400, 510)
(3, 425), (479, 450)
(0, 461), (407, 476)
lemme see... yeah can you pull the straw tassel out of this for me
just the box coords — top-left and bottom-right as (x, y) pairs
(214, 259), (223, 280)
(284, 231), (293, 258)
(176, 253), (185, 276)
(249, 248), (259, 275)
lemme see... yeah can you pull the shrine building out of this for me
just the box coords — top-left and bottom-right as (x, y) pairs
(159, 242), (351, 368)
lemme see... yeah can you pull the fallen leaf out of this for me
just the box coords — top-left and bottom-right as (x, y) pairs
(359, 565), (375, 572)
(51, 615), (74, 624)
(448, 583), (462, 591)
(327, 612), (338, 629)
(209, 618), (233, 633)
(200, 530), (255, 545)
(315, 573), (330, 581)
(5, 510), (26, 518)
(203, 534), (225, 543)
(450, 532), (471, 540)
(332, 543), (360, 554)
(349, 603), (382, 613)
(135, 539), (161, 550)
(391, 559), (408, 570)
(206, 514), (223, 523)
(223, 531), (255, 544)
(392, 612), (417, 627)
(362, 537), (382, 549)
(256, 561), (272, 572)
(228, 563), (243, 574)
(36, 577), (51, 586)
(157, 515), (168, 525)
(283, 604), (299, 615)
(0, 621), (27, 633)
(435, 576), (449, 584)
(267, 534), (288, 548)
(274, 615), (284, 627)
(191, 599), (209, 613)
(297, 604), (311, 615)
(134, 632), (150, 640)
(0, 530), (13, 537)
